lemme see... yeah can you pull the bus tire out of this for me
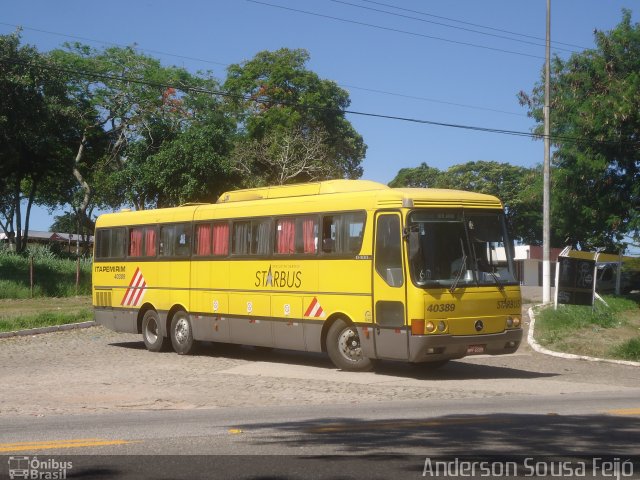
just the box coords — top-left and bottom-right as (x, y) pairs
(170, 310), (197, 355)
(326, 318), (373, 372)
(142, 309), (168, 352)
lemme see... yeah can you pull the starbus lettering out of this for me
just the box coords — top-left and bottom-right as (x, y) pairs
(94, 265), (126, 273)
(255, 266), (302, 288)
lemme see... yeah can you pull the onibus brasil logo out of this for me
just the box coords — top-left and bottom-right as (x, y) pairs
(8, 456), (72, 479)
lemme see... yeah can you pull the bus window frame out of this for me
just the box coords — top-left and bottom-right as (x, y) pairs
(126, 224), (158, 261)
(273, 214), (320, 258)
(95, 227), (126, 261)
(319, 210), (367, 258)
(96, 209), (368, 262)
(158, 222), (193, 260)
(230, 217), (274, 258)
(193, 220), (231, 259)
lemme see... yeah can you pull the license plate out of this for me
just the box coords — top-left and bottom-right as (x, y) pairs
(466, 344), (485, 354)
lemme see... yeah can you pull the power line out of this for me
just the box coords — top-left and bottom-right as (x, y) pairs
(2, 56), (635, 149)
(327, 0), (581, 54)
(0, 21), (229, 68)
(341, 84), (526, 117)
(246, 0), (546, 60)
(0, 20), (527, 118)
(358, 0), (590, 50)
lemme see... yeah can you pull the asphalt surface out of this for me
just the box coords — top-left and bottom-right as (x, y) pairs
(1, 304), (639, 479)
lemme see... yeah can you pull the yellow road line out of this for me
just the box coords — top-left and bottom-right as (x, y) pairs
(606, 408), (640, 416)
(307, 416), (505, 434)
(0, 438), (135, 453)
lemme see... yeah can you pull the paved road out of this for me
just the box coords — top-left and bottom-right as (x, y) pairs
(0, 309), (639, 479)
(1, 393), (639, 479)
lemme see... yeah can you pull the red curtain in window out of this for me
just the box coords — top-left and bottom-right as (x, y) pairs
(145, 228), (156, 256)
(129, 229), (143, 257)
(196, 224), (212, 255)
(277, 219), (295, 254)
(213, 223), (229, 255)
(302, 218), (316, 254)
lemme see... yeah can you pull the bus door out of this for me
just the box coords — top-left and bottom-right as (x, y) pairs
(372, 212), (408, 360)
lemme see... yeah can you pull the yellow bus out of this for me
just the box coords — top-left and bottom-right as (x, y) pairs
(93, 179), (522, 371)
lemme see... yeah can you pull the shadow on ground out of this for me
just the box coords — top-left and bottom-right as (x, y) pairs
(233, 412), (640, 456)
(109, 340), (556, 381)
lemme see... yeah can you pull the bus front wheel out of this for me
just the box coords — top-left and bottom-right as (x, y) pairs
(170, 310), (196, 355)
(326, 318), (373, 372)
(142, 309), (168, 352)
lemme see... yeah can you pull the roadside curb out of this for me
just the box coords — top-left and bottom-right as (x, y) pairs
(527, 306), (640, 367)
(0, 321), (97, 339)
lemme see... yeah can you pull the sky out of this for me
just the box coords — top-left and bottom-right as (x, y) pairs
(2, 0), (637, 232)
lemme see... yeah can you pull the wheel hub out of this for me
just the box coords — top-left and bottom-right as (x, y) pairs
(175, 318), (189, 344)
(338, 328), (362, 362)
(145, 318), (158, 343)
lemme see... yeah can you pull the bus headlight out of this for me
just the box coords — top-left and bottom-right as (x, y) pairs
(506, 316), (521, 328)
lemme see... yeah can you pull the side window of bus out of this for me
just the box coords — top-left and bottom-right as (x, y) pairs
(128, 226), (156, 257)
(322, 212), (365, 255)
(96, 228), (125, 259)
(233, 219), (272, 256)
(195, 222), (230, 256)
(159, 224), (191, 257)
(375, 214), (403, 287)
(275, 216), (318, 255)
(195, 223), (212, 256)
(252, 219), (272, 255)
(212, 222), (229, 256)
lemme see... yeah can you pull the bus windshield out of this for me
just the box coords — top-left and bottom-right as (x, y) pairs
(407, 210), (517, 289)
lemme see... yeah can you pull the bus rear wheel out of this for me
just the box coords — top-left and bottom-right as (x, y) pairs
(170, 310), (197, 355)
(326, 318), (373, 372)
(142, 309), (168, 352)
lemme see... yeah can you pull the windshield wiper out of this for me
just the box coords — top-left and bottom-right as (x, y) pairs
(450, 239), (468, 293)
(486, 270), (505, 291)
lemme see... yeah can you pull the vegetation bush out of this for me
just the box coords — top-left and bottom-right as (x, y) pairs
(610, 337), (640, 361)
(535, 295), (640, 361)
(0, 246), (92, 298)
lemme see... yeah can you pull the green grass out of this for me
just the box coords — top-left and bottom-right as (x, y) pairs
(610, 338), (640, 361)
(0, 309), (93, 333)
(0, 246), (92, 298)
(534, 294), (640, 361)
(535, 300), (622, 343)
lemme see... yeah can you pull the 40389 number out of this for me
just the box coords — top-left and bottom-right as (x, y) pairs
(426, 303), (456, 313)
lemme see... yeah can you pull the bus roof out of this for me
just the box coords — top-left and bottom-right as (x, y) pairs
(96, 180), (503, 228)
(216, 179), (387, 203)
(216, 180), (502, 209)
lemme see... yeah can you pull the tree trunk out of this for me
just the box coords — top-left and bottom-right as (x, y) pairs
(23, 177), (38, 252)
(14, 179), (22, 254)
(72, 132), (92, 240)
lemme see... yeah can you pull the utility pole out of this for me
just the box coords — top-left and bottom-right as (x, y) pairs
(542, 0), (552, 303)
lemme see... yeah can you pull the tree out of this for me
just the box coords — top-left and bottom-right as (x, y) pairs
(231, 126), (335, 186)
(49, 43), (201, 213)
(223, 48), (366, 185)
(388, 162), (442, 188)
(518, 10), (640, 252)
(388, 161), (543, 244)
(0, 33), (79, 253)
(136, 95), (237, 207)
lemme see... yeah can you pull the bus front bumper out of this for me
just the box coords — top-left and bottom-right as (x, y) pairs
(408, 328), (523, 363)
